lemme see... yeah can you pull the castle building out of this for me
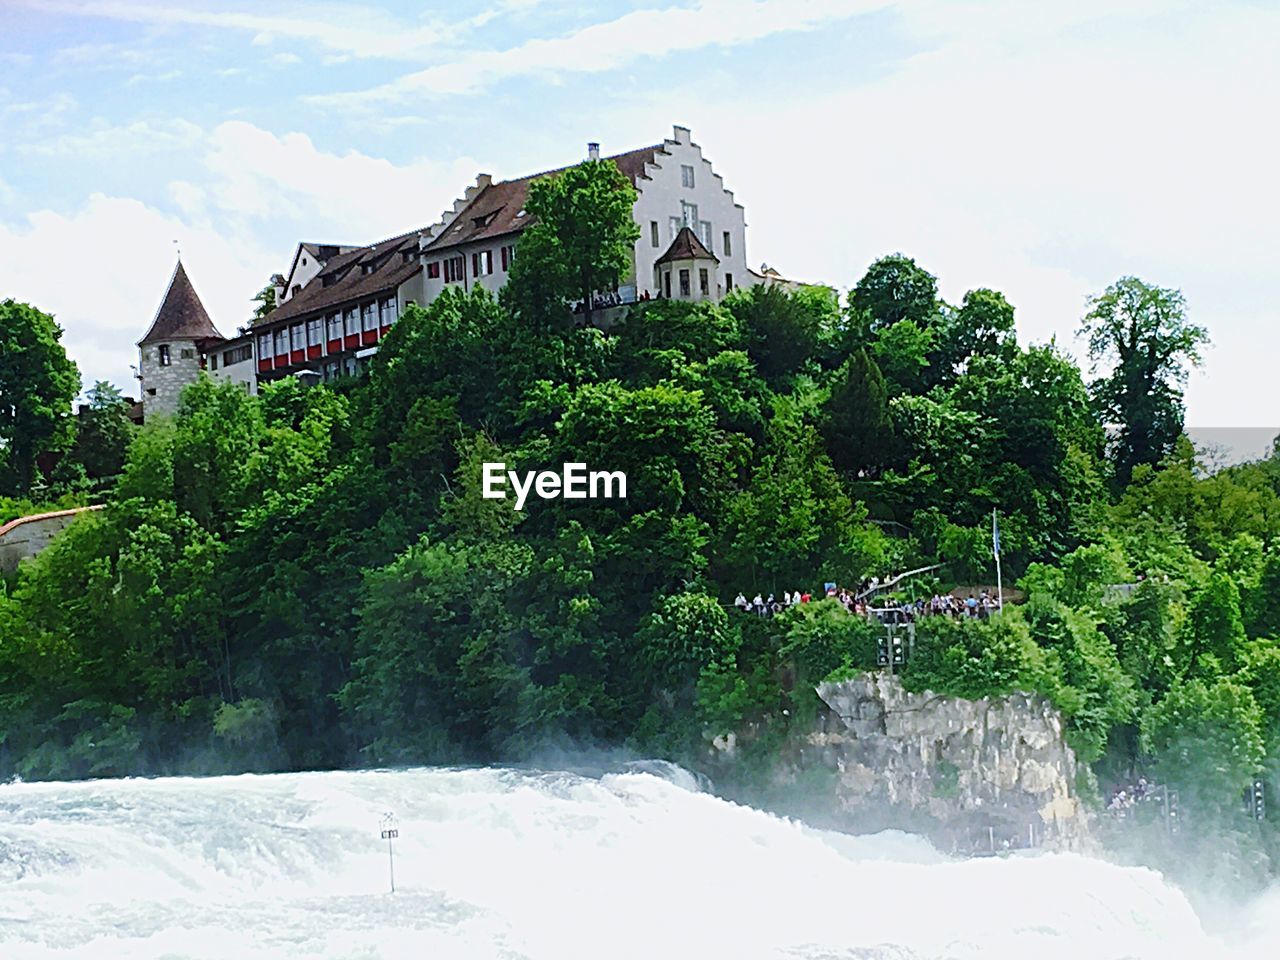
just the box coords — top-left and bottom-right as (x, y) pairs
(137, 261), (226, 420)
(146, 125), (785, 407)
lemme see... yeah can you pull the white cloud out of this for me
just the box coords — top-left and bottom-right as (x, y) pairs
(656, 0), (1280, 426)
(0, 121), (487, 397)
(17, 119), (202, 157)
(0, 194), (271, 396)
(317, 0), (889, 105)
(22, 0), (485, 61)
(197, 121), (483, 240)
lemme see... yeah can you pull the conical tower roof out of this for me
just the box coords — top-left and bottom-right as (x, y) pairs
(138, 261), (223, 345)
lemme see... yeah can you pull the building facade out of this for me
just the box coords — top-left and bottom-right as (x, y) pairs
(148, 126), (774, 404)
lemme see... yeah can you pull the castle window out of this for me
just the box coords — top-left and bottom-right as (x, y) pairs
(650, 221), (659, 248)
(180, 348), (195, 360)
(443, 255), (465, 283)
(209, 353), (218, 371)
(472, 249), (493, 276)
(427, 261), (441, 279)
(699, 268), (709, 296)
(679, 269), (690, 297)
(307, 318), (323, 346)
(158, 344), (171, 367)
(362, 302), (377, 332)
(725, 273), (734, 292)
(379, 298), (396, 326)
(290, 324), (305, 351)
(327, 312), (342, 341)
(258, 332), (272, 356)
(723, 231), (732, 256)
(344, 308), (359, 337)
(681, 164), (695, 188)
(501, 244), (515, 271)
(699, 220), (712, 247)
(274, 329), (288, 355)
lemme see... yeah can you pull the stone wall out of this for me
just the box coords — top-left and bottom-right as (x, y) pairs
(140, 340), (203, 420)
(0, 506), (103, 573)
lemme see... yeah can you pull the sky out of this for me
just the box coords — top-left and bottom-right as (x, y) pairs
(1, 0), (1277, 446)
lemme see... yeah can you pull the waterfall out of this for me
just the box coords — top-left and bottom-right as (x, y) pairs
(1, 766), (1274, 959)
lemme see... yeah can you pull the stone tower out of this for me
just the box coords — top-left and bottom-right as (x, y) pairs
(137, 261), (224, 421)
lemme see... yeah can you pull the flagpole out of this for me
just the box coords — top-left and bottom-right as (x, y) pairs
(993, 508), (1004, 614)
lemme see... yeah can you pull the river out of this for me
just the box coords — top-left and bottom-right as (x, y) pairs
(1, 765), (1276, 958)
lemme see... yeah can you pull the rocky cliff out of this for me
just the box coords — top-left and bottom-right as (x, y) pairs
(716, 672), (1090, 853)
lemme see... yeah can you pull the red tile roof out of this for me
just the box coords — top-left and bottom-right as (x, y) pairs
(424, 144), (667, 252)
(262, 231), (423, 327)
(257, 142), (667, 330)
(139, 262), (224, 345)
(655, 226), (718, 265)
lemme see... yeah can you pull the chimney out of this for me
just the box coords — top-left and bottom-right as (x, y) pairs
(587, 141), (600, 161)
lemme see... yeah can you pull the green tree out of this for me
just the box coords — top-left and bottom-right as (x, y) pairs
(0, 300), (81, 494)
(821, 347), (892, 477)
(848, 254), (940, 335)
(1141, 677), (1264, 812)
(727, 283), (831, 385)
(1079, 278), (1209, 484)
(68, 381), (135, 481)
(504, 158), (639, 326)
(251, 284), (276, 322)
(934, 287), (1018, 375)
(637, 591), (737, 691)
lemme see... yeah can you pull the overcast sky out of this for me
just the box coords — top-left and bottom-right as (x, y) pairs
(1, 0), (1277, 441)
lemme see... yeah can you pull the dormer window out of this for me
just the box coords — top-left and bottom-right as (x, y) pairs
(472, 210), (498, 229)
(321, 273), (338, 287)
(401, 250), (416, 263)
(361, 262), (375, 275)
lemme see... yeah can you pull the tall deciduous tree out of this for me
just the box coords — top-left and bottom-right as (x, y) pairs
(0, 300), (81, 494)
(848, 253), (940, 336)
(69, 381), (135, 481)
(1078, 277), (1208, 484)
(504, 158), (639, 326)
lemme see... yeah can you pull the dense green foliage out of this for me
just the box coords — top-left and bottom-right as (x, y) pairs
(2, 161), (1279, 879)
(0, 299), (81, 494)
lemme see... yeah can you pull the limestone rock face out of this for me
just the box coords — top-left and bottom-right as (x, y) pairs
(776, 673), (1090, 852)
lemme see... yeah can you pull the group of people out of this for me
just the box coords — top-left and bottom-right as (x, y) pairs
(1106, 778), (1154, 816)
(734, 590), (815, 616)
(731, 585), (1003, 623)
(572, 290), (638, 313)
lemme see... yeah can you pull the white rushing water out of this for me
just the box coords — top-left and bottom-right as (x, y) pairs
(0, 765), (1276, 959)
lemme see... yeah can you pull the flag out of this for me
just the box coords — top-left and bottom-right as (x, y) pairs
(992, 510), (1001, 559)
